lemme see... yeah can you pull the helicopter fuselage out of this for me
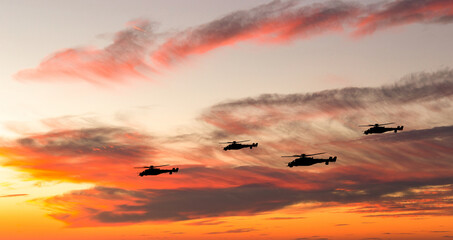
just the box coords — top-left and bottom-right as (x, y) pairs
(288, 156), (337, 167)
(224, 143), (258, 151)
(364, 126), (403, 135)
(139, 167), (179, 176)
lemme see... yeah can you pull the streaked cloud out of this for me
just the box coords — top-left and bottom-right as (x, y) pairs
(185, 219), (226, 226)
(353, 0), (453, 37)
(14, 20), (155, 85)
(206, 228), (255, 235)
(151, 0), (359, 67)
(266, 216), (305, 220)
(202, 69), (453, 136)
(152, 0), (453, 68)
(14, 1), (453, 84)
(0, 193), (28, 198)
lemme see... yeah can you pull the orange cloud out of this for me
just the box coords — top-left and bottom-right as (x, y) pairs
(38, 157), (453, 226)
(3, 122), (453, 226)
(1, 127), (156, 188)
(3, 69), (453, 226)
(1, 126), (336, 190)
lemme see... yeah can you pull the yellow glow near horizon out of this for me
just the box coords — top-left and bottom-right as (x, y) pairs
(1, 165), (93, 199)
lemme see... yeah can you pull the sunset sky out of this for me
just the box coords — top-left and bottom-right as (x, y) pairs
(1, 0), (453, 239)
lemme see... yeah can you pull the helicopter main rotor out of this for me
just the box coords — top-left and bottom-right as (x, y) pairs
(359, 122), (395, 127)
(219, 140), (250, 144)
(134, 164), (169, 169)
(281, 152), (326, 157)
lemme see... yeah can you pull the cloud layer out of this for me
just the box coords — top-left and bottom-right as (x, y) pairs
(40, 131), (453, 225)
(3, 69), (453, 226)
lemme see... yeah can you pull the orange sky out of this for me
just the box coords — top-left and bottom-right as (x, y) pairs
(2, 192), (453, 240)
(1, 0), (453, 239)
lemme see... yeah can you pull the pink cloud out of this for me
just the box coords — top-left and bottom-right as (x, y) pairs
(353, 0), (453, 37)
(150, 1), (359, 68)
(14, 1), (453, 84)
(14, 20), (155, 85)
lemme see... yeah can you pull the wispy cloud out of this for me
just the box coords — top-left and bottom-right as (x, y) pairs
(184, 219), (226, 226)
(14, 20), (155, 85)
(14, 1), (453, 84)
(152, 0), (453, 68)
(266, 216), (305, 220)
(335, 223), (349, 226)
(201, 69), (453, 136)
(206, 228), (255, 235)
(151, 0), (359, 68)
(353, 0), (453, 37)
(0, 194), (28, 198)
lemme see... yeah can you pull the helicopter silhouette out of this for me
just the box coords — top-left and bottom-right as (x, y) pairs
(360, 122), (404, 135)
(135, 164), (179, 176)
(220, 140), (258, 151)
(282, 152), (337, 167)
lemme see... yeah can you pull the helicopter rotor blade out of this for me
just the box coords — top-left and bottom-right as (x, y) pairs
(305, 152), (326, 156)
(281, 155), (302, 157)
(134, 164), (169, 169)
(379, 122), (395, 126)
(219, 140), (250, 144)
(359, 124), (374, 127)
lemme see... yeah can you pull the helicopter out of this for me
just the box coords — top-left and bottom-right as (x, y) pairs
(220, 140), (258, 151)
(135, 164), (179, 176)
(360, 122), (404, 135)
(282, 152), (337, 167)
